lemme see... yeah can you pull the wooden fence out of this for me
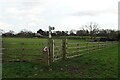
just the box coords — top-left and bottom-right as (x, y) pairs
(51, 39), (118, 62)
(2, 39), (118, 65)
(66, 41), (110, 58)
(2, 42), (48, 64)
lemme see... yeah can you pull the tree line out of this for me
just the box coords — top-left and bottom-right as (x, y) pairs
(1, 22), (120, 41)
(2, 29), (119, 40)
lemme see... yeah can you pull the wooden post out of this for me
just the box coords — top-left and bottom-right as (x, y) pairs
(48, 26), (55, 64)
(43, 48), (49, 65)
(53, 40), (55, 62)
(62, 39), (67, 60)
(48, 39), (54, 64)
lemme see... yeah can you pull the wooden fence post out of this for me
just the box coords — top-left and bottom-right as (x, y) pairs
(48, 39), (54, 64)
(62, 39), (67, 60)
(43, 48), (49, 65)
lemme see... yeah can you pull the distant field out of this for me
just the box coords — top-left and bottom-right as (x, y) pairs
(2, 37), (118, 78)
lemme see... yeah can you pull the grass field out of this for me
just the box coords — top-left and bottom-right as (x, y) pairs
(2, 38), (48, 62)
(2, 37), (118, 78)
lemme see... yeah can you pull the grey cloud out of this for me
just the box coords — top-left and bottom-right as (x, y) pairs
(73, 9), (117, 17)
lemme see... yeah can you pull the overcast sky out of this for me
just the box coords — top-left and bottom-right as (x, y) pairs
(0, 0), (119, 33)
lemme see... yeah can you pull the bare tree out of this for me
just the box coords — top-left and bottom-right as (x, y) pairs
(83, 22), (100, 39)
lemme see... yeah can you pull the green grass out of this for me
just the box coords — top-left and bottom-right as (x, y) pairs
(2, 37), (118, 78)
(2, 38), (48, 62)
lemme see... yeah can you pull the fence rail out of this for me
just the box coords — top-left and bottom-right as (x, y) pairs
(2, 38), (118, 65)
(2, 41), (48, 63)
(66, 41), (117, 59)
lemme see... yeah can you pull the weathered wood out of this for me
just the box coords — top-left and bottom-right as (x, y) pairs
(67, 53), (84, 59)
(54, 57), (62, 61)
(67, 43), (80, 44)
(68, 46), (80, 49)
(48, 39), (55, 64)
(62, 39), (67, 60)
(71, 49), (89, 53)
(43, 50), (49, 65)
(2, 48), (45, 50)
